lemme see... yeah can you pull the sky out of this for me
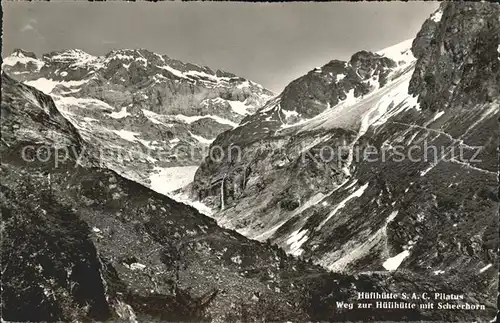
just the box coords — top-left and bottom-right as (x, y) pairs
(2, 1), (439, 93)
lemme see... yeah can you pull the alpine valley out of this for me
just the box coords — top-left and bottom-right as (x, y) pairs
(2, 46), (274, 198)
(1, 1), (498, 322)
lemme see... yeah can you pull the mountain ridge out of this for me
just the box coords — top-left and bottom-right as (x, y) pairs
(4, 72), (490, 322)
(1, 2), (498, 321)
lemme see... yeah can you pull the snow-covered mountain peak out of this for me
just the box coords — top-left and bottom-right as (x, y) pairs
(222, 39), (417, 147)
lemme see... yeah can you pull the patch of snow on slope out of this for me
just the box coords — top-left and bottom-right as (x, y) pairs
(382, 250), (410, 271)
(107, 53), (135, 61)
(110, 106), (131, 119)
(282, 109), (299, 120)
(135, 139), (159, 153)
(185, 70), (222, 81)
(141, 109), (169, 125)
(334, 74), (415, 179)
(253, 191), (335, 241)
(322, 210), (398, 271)
(318, 182), (369, 229)
(420, 163), (436, 177)
(342, 89), (357, 105)
(173, 114), (238, 127)
(366, 74), (380, 91)
(385, 209), (399, 224)
(426, 110), (445, 125)
(236, 80), (250, 89)
(405, 131), (420, 145)
(259, 97), (281, 114)
(55, 96), (115, 111)
(336, 73), (346, 82)
(367, 72), (417, 128)
(169, 192), (213, 216)
(343, 180), (359, 191)
(462, 102), (499, 135)
(156, 65), (237, 84)
(149, 166), (199, 194)
(130, 263), (147, 271)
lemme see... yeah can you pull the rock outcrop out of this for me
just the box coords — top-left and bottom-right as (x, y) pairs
(3, 73), (490, 322)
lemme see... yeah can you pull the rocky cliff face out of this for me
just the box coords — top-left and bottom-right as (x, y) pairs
(277, 50), (397, 120)
(2, 48), (274, 195)
(0, 72), (344, 321)
(190, 2), (498, 318)
(3, 73), (488, 322)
